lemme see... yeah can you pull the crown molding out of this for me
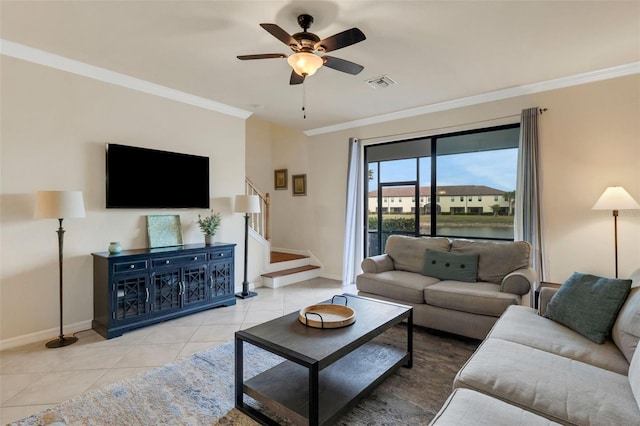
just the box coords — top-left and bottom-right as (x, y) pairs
(304, 61), (640, 136)
(2, 38), (637, 132)
(0, 39), (253, 119)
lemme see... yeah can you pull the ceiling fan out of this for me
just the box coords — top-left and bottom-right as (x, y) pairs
(237, 14), (366, 85)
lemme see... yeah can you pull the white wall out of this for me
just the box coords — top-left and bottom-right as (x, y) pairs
(264, 75), (640, 284)
(1, 57), (247, 344)
(245, 117), (273, 195)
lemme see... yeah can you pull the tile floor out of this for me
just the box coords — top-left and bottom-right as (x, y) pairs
(0, 278), (356, 424)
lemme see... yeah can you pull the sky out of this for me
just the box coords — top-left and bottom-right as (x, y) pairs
(371, 148), (518, 192)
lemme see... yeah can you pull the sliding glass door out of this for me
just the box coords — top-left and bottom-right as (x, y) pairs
(364, 124), (519, 256)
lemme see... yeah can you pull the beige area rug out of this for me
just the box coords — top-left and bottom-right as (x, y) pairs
(12, 325), (479, 425)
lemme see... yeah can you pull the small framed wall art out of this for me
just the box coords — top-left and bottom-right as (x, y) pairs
(292, 174), (307, 196)
(274, 169), (288, 190)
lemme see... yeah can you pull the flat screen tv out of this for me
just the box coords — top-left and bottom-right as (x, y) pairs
(106, 143), (210, 208)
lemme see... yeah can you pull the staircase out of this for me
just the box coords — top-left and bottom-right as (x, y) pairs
(242, 178), (321, 288)
(261, 251), (321, 288)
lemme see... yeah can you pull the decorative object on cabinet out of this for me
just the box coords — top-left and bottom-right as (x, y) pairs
(592, 186), (640, 278)
(234, 194), (261, 299)
(108, 242), (122, 254)
(274, 169), (288, 190)
(146, 214), (183, 248)
(292, 174), (307, 196)
(34, 190), (86, 348)
(196, 211), (221, 245)
(91, 243), (236, 339)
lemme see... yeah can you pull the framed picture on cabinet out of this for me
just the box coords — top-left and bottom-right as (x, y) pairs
(292, 174), (307, 196)
(274, 169), (288, 190)
(147, 214), (184, 248)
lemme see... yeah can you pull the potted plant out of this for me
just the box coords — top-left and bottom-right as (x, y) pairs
(197, 211), (221, 245)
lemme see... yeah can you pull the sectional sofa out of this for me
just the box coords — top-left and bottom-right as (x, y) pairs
(431, 269), (640, 425)
(356, 235), (536, 339)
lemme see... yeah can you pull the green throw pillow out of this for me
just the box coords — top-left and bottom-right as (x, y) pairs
(422, 249), (478, 282)
(544, 272), (631, 344)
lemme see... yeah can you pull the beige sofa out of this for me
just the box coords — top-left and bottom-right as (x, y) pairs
(430, 269), (640, 425)
(356, 235), (536, 339)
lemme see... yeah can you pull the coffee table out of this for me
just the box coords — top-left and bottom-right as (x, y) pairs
(235, 293), (413, 426)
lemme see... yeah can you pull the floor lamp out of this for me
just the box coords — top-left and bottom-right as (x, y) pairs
(592, 186), (640, 278)
(234, 194), (261, 299)
(34, 190), (86, 348)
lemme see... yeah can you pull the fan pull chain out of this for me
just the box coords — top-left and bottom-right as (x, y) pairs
(302, 79), (307, 119)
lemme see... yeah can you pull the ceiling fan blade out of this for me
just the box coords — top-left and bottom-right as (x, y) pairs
(237, 53), (287, 60)
(323, 56), (364, 75)
(315, 28), (366, 53)
(290, 70), (305, 85)
(260, 23), (301, 49)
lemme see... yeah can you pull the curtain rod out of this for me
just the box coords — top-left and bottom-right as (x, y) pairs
(359, 107), (548, 143)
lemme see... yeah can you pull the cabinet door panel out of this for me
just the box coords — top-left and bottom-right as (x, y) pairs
(183, 265), (208, 306)
(210, 261), (233, 298)
(113, 273), (150, 324)
(152, 269), (181, 313)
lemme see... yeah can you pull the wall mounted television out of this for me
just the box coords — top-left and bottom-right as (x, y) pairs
(106, 143), (210, 209)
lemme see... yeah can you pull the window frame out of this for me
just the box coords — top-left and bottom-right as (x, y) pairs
(364, 123), (519, 256)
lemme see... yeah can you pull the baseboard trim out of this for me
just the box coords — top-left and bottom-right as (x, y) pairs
(0, 320), (93, 351)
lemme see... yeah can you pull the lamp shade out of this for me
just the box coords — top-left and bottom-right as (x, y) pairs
(34, 191), (86, 219)
(287, 52), (323, 77)
(592, 186), (640, 211)
(234, 195), (260, 214)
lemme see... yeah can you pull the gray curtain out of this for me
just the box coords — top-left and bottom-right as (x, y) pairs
(515, 107), (544, 306)
(342, 137), (362, 286)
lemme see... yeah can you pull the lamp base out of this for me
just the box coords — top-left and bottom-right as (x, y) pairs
(235, 291), (258, 299)
(45, 335), (78, 349)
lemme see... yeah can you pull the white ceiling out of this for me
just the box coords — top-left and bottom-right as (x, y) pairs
(1, 1), (639, 133)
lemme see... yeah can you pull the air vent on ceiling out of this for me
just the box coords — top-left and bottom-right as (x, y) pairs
(365, 75), (397, 89)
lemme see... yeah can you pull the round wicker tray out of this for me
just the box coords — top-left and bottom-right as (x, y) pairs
(298, 304), (356, 329)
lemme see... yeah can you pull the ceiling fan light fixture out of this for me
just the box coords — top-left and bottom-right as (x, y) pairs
(287, 52), (323, 76)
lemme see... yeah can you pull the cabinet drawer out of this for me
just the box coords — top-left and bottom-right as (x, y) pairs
(113, 260), (148, 274)
(152, 253), (207, 267)
(210, 248), (233, 261)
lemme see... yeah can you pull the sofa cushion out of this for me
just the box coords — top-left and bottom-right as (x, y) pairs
(612, 268), (640, 363)
(385, 235), (450, 273)
(356, 270), (439, 304)
(422, 249), (478, 282)
(454, 338), (640, 425)
(424, 281), (519, 317)
(450, 240), (530, 284)
(545, 272), (632, 344)
(429, 388), (561, 426)
(491, 306), (630, 374)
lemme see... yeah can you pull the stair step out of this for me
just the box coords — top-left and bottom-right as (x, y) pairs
(262, 265), (320, 279)
(262, 264), (321, 288)
(270, 251), (309, 263)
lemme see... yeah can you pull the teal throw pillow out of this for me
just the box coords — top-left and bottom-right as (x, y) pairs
(544, 272), (631, 344)
(422, 249), (478, 282)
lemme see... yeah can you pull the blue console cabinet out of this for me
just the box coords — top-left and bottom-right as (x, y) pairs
(92, 243), (236, 339)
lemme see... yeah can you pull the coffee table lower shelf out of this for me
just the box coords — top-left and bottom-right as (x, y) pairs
(243, 341), (409, 425)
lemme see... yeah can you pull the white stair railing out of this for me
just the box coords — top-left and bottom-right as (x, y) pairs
(244, 178), (270, 241)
